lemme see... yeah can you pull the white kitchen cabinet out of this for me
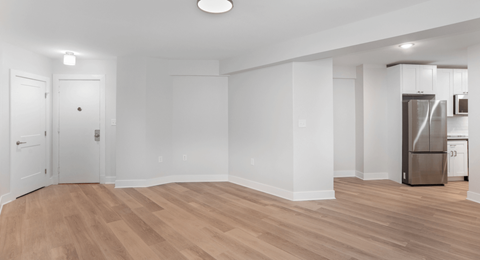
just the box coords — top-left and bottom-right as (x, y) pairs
(447, 140), (468, 177)
(401, 65), (437, 94)
(437, 69), (454, 117)
(453, 69), (468, 95)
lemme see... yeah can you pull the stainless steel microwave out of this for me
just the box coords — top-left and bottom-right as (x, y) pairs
(454, 94), (468, 115)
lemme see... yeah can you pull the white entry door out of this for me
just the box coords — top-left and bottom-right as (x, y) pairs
(11, 70), (48, 197)
(58, 79), (101, 183)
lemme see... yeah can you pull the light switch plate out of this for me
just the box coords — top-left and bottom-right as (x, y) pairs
(298, 119), (307, 128)
(111, 119), (117, 126)
(158, 156), (163, 163)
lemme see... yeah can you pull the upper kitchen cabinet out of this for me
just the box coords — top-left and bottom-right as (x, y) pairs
(399, 65), (437, 94)
(453, 69), (468, 94)
(437, 69), (454, 117)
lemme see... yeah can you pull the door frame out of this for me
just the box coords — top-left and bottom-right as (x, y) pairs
(10, 70), (51, 198)
(53, 74), (106, 184)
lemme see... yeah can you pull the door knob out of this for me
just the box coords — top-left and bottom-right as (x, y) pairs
(16, 141), (26, 145)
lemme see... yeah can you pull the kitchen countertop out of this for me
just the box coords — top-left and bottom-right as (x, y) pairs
(447, 134), (468, 140)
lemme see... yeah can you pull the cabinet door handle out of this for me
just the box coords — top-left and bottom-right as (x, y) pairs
(451, 151), (454, 157)
(455, 151), (457, 157)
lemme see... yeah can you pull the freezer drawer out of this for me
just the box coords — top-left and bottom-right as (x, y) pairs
(407, 153), (447, 185)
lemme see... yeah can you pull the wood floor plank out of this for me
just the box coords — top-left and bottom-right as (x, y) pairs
(79, 185), (122, 223)
(64, 214), (107, 260)
(107, 220), (160, 260)
(1, 180), (479, 260)
(123, 188), (164, 212)
(21, 190), (51, 260)
(89, 217), (135, 260)
(150, 240), (189, 260)
(133, 206), (196, 251)
(40, 187), (74, 249)
(50, 244), (80, 260)
(112, 204), (166, 246)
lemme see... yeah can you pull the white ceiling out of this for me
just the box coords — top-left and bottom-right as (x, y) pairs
(333, 30), (480, 68)
(0, 0), (430, 60)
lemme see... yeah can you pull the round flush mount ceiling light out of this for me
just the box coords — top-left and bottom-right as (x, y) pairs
(197, 0), (233, 14)
(399, 43), (415, 49)
(63, 52), (76, 66)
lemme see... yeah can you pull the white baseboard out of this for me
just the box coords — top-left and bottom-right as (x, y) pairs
(51, 174), (59, 185)
(115, 175), (228, 188)
(105, 176), (117, 184)
(0, 193), (14, 215)
(467, 191), (480, 204)
(228, 175), (335, 202)
(292, 190), (336, 201)
(334, 170), (356, 178)
(356, 171), (389, 180)
(355, 171), (364, 180)
(228, 175), (293, 200)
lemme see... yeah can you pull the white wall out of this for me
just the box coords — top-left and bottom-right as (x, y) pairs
(363, 65), (388, 177)
(356, 65), (389, 180)
(52, 59), (117, 181)
(116, 56), (149, 181)
(386, 65), (403, 183)
(228, 59), (335, 200)
(292, 59), (335, 198)
(468, 45), (480, 204)
(116, 58), (228, 186)
(228, 63), (294, 192)
(355, 66), (365, 175)
(145, 58), (173, 180)
(333, 79), (356, 176)
(172, 76), (228, 177)
(0, 42), (52, 205)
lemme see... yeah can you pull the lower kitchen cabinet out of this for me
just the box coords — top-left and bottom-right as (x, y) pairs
(447, 140), (468, 177)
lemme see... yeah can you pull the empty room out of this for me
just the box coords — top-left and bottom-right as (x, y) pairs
(1, 0), (480, 259)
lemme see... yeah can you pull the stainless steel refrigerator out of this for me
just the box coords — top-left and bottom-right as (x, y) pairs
(402, 100), (448, 185)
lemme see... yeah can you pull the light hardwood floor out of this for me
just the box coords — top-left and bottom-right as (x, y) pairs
(1, 178), (479, 260)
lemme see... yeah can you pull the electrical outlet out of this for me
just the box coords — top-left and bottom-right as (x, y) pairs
(158, 156), (163, 163)
(298, 119), (307, 128)
(111, 119), (117, 126)
(251, 158), (254, 165)
(183, 155), (187, 161)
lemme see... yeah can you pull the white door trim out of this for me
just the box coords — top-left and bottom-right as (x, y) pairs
(10, 70), (51, 198)
(53, 75), (106, 184)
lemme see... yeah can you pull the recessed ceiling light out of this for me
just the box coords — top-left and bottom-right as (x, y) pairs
(63, 52), (76, 66)
(399, 43), (415, 49)
(197, 0), (233, 14)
